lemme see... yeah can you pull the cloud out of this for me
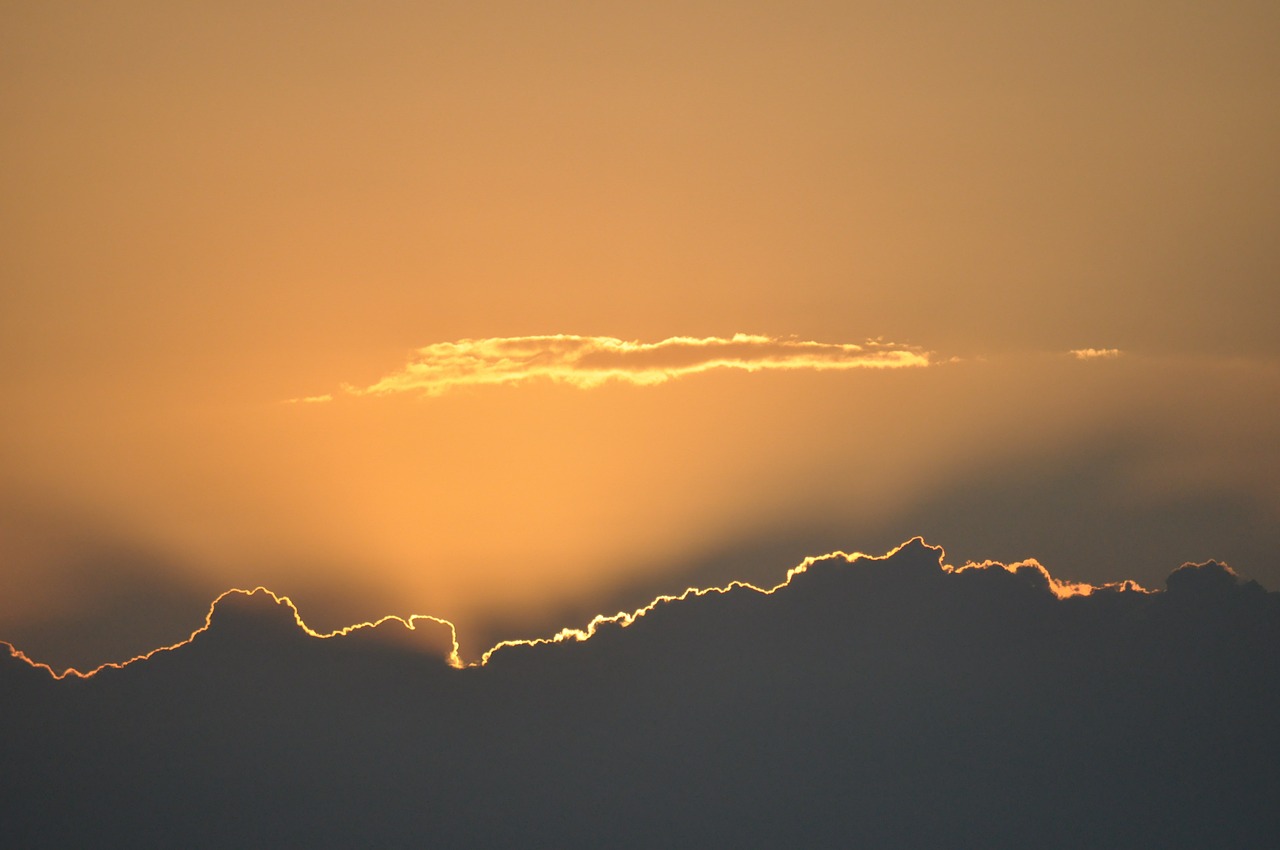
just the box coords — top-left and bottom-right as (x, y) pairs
(476, 538), (1157, 663)
(4, 538), (1277, 847)
(333, 334), (930, 398)
(2, 586), (462, 679)
(1070, 347), (1123, 360)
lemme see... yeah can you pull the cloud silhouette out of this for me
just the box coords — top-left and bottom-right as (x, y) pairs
(313, 334), (930, 398)
(3, 540), (1277, 848)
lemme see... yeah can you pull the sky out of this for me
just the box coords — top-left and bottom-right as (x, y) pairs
(3, 0), (1280, 669)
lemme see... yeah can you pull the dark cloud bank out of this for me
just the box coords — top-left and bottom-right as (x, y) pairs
(4, 540), (1279, 848)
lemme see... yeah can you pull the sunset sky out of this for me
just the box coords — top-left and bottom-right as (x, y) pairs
(3, 0), (1279, 668)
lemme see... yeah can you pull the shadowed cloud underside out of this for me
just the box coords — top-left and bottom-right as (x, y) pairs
(3, 538), (1276, 848)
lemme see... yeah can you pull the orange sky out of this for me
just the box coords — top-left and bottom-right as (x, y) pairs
(3, 1), (1279, 667)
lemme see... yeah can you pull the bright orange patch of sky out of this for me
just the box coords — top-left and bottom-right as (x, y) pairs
(2, 1), (1279, 669)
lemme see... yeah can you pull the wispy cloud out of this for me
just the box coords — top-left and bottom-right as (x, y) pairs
(332, 334), (930, 398)
(1070, 347), (1123, 360)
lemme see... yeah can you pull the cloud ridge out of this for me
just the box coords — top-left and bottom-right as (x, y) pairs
(1, 587), (463, 679)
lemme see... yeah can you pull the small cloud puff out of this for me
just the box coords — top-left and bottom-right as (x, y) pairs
(1069, 348), (1123, 360)
(341, 333), (931, 397)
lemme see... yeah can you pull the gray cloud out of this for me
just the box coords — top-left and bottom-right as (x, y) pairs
(4, 539), (1277, 848)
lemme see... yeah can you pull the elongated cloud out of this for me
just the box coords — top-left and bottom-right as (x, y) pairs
(340, 334), (930, 398)
(1070, 347), (1123, 360)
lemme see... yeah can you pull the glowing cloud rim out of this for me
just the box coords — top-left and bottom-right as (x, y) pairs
(297, 334), (932, 400)
(2, 539), (1159, 680)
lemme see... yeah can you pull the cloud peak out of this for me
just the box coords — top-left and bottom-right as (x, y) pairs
(342, 333), (929, 397)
